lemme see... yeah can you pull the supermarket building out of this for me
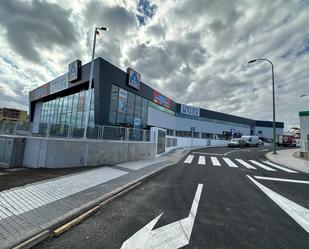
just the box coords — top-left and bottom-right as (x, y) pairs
(29, 58), (284, 140)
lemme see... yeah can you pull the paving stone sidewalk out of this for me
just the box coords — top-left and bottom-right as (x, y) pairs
(0, 148), (189, 249)
(265, 148), (309, 174)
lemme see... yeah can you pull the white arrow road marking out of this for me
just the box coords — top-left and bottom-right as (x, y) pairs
(247, 175), (309, 234)
(120, 184), (203, 249)
(254, 176), (309, 184)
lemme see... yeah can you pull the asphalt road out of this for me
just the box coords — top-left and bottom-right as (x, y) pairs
(35, 146), (309, 249)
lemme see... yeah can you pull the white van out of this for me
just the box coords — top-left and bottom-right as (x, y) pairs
(240, 135), (260, 147)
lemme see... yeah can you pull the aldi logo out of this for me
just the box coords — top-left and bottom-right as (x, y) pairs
(68, 60), (81, 83)
(127, 68), (141, 90)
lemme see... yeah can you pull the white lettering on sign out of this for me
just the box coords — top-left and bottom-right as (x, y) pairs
(50, 74), (68, 94)
(181, 104), (200, 117)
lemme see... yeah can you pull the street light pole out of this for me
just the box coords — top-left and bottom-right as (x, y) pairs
(83, 26), (108, 139)
(248, 58), (277, 154)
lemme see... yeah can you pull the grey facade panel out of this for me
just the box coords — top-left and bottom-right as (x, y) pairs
(255, 120), (284, 128)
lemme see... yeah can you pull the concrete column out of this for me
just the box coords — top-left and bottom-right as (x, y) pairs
(125, 128), (129, 141)
(46, 123), (51, 138)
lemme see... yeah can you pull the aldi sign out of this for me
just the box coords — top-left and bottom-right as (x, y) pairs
(127, 68), (141, 90)
(68, 60), (81, 83)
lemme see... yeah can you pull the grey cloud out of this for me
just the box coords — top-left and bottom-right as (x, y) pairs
(0, 0), (76, 63)
(82, 1), (138, 67)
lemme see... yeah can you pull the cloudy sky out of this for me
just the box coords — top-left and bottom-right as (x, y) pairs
(0, 0), (308, 129)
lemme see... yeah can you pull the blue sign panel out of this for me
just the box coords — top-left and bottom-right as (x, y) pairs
(127, 68), (141, 90)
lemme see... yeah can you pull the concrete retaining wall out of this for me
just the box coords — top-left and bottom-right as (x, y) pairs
(0, 136), (26, 168)
(22, 137), (156, 168)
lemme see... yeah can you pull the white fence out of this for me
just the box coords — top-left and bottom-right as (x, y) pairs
(0, 122), (153, 142)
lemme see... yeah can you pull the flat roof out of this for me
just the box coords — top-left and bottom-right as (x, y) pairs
(29, 57), (284, 128)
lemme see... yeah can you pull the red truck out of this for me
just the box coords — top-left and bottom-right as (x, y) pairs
(276, 135), (297, 147)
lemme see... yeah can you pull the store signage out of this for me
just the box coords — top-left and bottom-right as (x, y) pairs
(50, 74), (68, 94)
(181, 104), (200, 117)
(127, 68), (141, 90)
(153, 91), (172, 109)
(77, 93), (85, 112)
(133, 117), (141, 128)
(118, 88), (128, 113)
(68, 60), (81, 83)
(30, 83), (49, 101)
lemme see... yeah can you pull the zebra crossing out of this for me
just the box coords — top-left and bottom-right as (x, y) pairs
(183, 154), (298, 173)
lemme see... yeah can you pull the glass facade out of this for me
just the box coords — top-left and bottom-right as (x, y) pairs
(108, 84), (148, 128)
(40, 88), (94, 128)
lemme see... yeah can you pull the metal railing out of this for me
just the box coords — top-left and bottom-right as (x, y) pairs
(0, 122), (154, 142)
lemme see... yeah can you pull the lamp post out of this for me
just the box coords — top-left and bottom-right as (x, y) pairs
(248, 58), (277, 154)
(83, 26), (108, 139)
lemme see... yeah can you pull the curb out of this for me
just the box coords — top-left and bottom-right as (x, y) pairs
(10, 148), (191, 249)
(264, 151), (305, 172)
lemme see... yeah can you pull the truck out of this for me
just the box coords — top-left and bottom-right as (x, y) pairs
(240, 135), (260, 147)
(276, 135), (296, 147)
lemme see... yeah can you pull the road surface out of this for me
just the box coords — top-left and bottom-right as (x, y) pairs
(35, 146), (309, 249)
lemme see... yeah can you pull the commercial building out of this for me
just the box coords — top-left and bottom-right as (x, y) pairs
(29, 57), (284, 140)
(0, 107), (27, 124)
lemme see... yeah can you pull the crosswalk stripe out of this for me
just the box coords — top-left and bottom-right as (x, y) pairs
(249, 160), (276, 171)
(184, 155), (194, 164)
(235, 159), (256, 169)
(223, 158), (238, 167)
(262, 161), (298, 173)
(198, 156), (206, 165)
(211, 157), (221, 166)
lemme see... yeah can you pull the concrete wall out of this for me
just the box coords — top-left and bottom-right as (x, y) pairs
(0, 136), (25, 168)
(166, 136), (228, 149)
(23, 137), (156, 168)
(254, 126), (284, 139)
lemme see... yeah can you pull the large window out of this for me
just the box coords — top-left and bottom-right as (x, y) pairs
(108, 84), (148, 128)
(39, 88), (94, 128)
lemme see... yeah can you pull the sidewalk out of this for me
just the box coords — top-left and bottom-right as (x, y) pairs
(0, 147), (190, 249)
(265, 148), (309, 174)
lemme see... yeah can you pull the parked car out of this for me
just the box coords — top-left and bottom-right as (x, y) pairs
(228, 138), (245, 148)
(240, 135), (260, 147)
(258, 139), (264, 145)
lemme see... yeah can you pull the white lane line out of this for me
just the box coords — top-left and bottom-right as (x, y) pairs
(223, 149), (250, 156)
(192, 152), (223, 156)
(211, 157), (221, 166)
(254, 176), (309, 184)
(235, 159), (256, 169)
(262, 161), (298, 173)
(198, 156), (206, 165)
(223, 158), (238, 167)
(184, 155), (194, 164)
(247, 175), (309, 234)
(249, 160), (276, 171)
